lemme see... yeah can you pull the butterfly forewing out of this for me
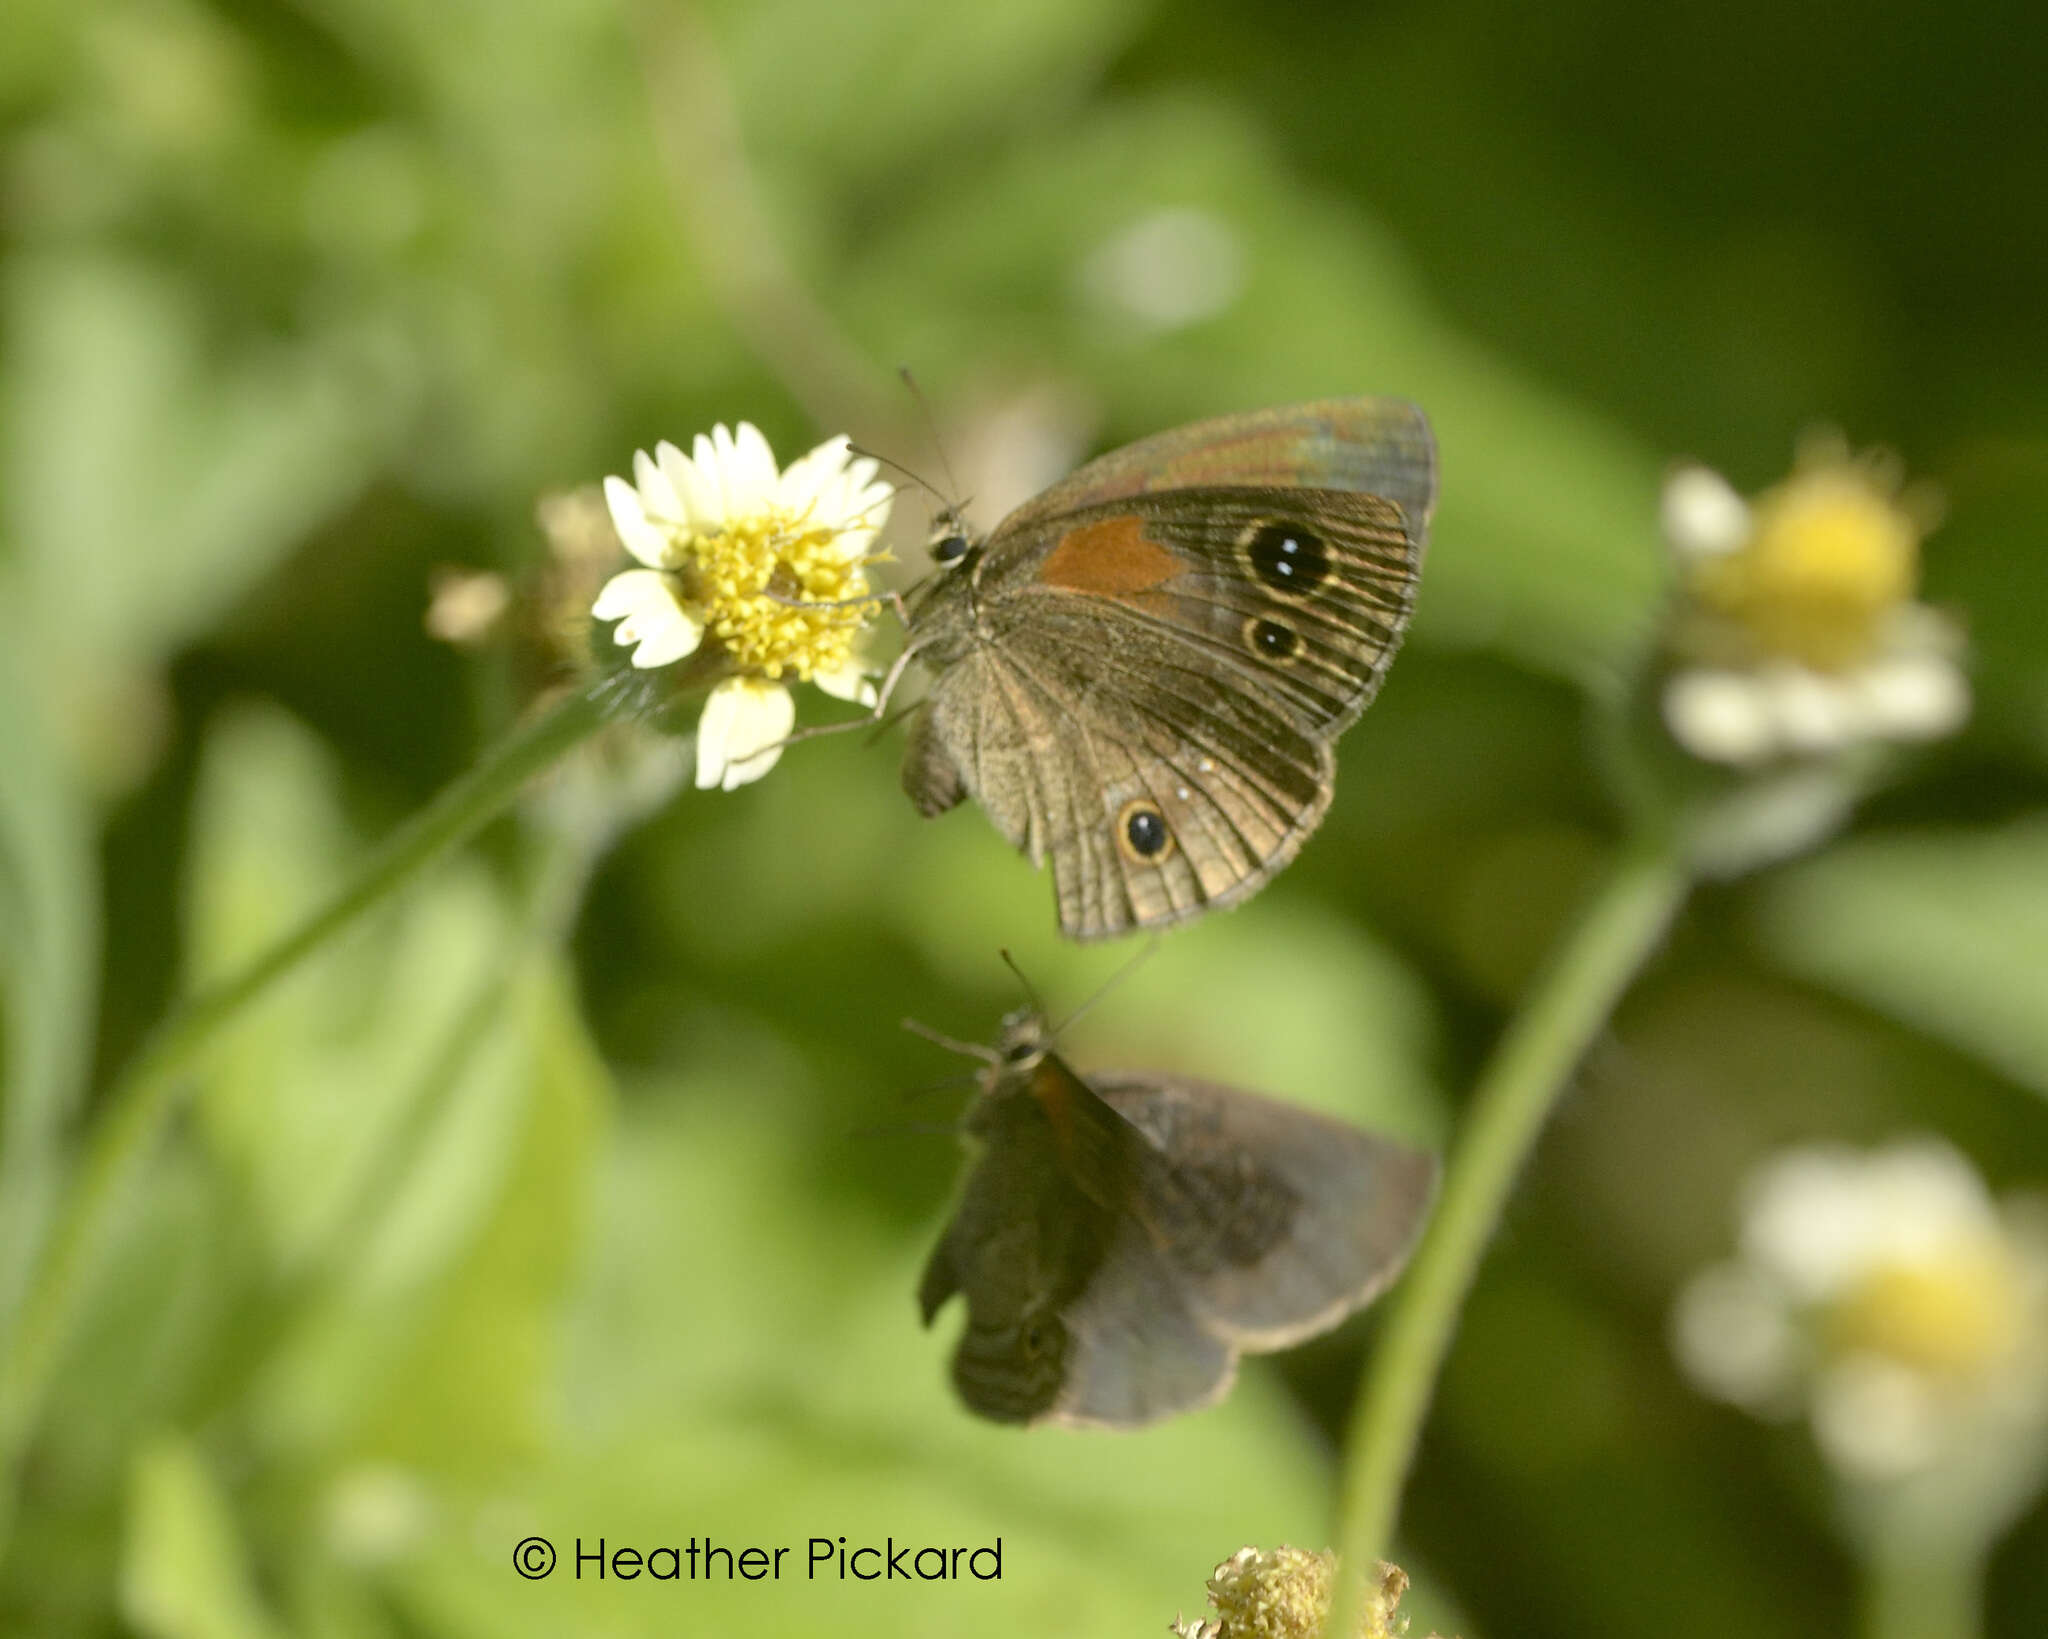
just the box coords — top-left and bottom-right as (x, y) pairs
(902, 397), (1436, 941)
(998, 398), (1437, 554)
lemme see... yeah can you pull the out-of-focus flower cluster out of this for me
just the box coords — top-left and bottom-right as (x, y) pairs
(594, 422), (893, 789)
(1170, 1547), (1447, 1639)
(1658, 439), (1967, 767)
(1673, 1138), (2048, 1501)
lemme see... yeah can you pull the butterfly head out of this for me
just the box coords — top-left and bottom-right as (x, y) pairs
(994, 1007), (1052, 1071)
(926, 510), (978, 571)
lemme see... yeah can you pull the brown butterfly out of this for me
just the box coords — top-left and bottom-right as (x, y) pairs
(917, 1008), (1437, 1428)
(898, 398), (1436, 942)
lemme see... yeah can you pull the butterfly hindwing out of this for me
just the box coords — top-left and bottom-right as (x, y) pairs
(1094, 1072), (1438, 1348)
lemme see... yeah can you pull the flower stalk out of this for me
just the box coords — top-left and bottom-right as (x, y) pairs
(1863, 1528), (1984, 1639)
(1327, 833), (1689, 1627)
(0, 682), (612, 1552)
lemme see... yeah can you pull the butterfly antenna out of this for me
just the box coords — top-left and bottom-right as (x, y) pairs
(997, 948), (1046, 1020)
(900, 1016), (1001, 1064)
(898, 365), (966, 512)
(1048, 935), (1162, 1043)
(846, 442), (957, 516)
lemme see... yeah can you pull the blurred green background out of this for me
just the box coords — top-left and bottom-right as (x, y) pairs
(4, 0), (2047, 1634)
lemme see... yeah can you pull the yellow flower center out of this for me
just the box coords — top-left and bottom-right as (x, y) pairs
(1824, 1241), (2023, 1382)
(677, 508), (882, 683)
(1692, 467), (1920, 669)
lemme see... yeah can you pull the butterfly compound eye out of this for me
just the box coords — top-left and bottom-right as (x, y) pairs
(1116, 798), (1175, 863)
(929, 529), (972, 567)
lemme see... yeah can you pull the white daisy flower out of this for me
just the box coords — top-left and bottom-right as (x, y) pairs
(591, 422), (893, 790)
(1658, 444), (1969, 766)
(1672, 1138), (2048, 1489)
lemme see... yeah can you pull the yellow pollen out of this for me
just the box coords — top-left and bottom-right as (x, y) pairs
(674, 509), (882, 683)
(1824, 1241), (2023, 1382)
(1691, 466), (1920, 669)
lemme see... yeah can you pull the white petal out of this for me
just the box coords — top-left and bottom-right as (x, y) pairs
(777, 434), (853, 517)
(592, 567), (659, 620)
(1662, 465), (1751, 560)
(604, 475), (674, 569)
(694, 678), (795, 791)
(1864, 1141), (2000, 1259)
(1663, 670), (1776, 764)
(632, 448), (682, 525)
(844, 454), (883, 497)
(691, 431), (725, 523)
(726, 422), (781, 514)
(1858, 653), (1970, 741)
(1742, 1144), (1915, 1301)
(829, 528), (880, 565)
(657, 438), (722, 532)
(1670, 1264), (1800, 1409)
(1767, 666), (1860, 755)
(812, 468), (894, 561)
(593, 570), (702, 668)
(1811, 1355), (1944, 1479)
(704, 422), (773, 522)
(813, 658), (879, 707)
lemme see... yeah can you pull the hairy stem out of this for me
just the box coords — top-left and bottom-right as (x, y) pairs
(1328, 835), (1689, 1627)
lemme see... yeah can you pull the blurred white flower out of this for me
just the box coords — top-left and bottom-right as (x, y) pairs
(1659, 445), (1968, 766)
(1673, 1138), (2048, 1492)
(1078, 206), (1246, 335)
(593, 422), (893, 789)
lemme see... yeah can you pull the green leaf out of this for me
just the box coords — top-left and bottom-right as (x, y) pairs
(364, 1084), (1356, 1639)
(845, 94), (1664, 688)
(0, 254), (404, 781)
(717, 0), (1155, 187)
(174, 702), (609, 1476)
(122, 1433), (292, 1639)
(338, 962), (608, 1478)
(0, 630), (98, 1332)
(1749, 819), (2048, 1099)
(183, 703), (519, 1274)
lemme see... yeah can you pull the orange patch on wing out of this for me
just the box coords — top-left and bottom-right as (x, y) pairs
(1027, 1059), (1077, 1133)
(1038, 515), (1183, 597)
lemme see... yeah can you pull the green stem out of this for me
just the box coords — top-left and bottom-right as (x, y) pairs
(1327, 834), (1689, 1627)
(0, 683), (610, 1546)
(1863, 1530), (1984, 1639)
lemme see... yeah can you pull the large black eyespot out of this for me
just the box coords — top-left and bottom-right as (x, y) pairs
(929, 530), (972, 567)
(1243, 521), (1331, 597)
(1116, 799), (1174, 863)
(1244, 615), (1299, 661)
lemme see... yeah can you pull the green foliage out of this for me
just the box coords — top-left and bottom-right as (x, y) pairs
(2, 0), (2045, 1635)
(1753, 821), (2048, 1102)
